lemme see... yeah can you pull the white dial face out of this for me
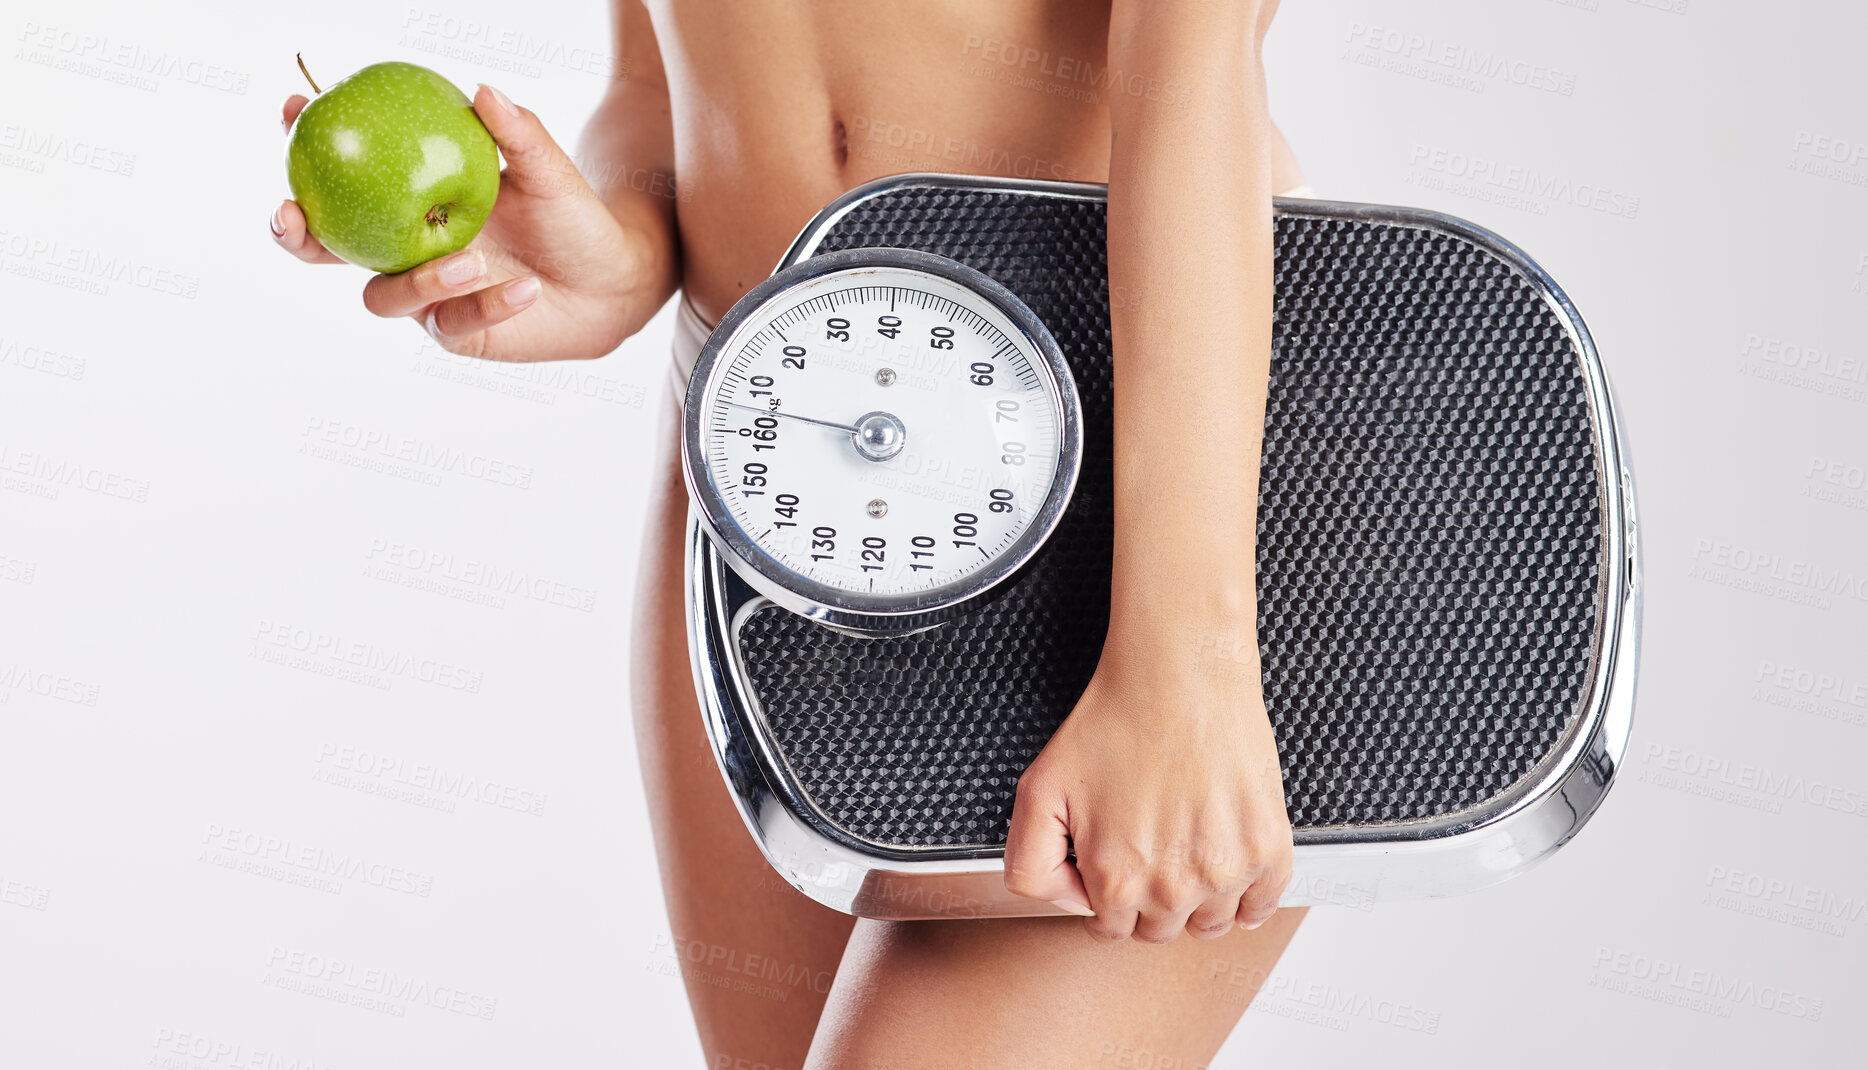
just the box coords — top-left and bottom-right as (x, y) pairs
(696, 263), (1069, 609)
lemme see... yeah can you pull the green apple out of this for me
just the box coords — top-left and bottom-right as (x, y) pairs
(286, 60), (499, 274)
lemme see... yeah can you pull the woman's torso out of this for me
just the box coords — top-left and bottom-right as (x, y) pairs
(644, 0), (1118, 323)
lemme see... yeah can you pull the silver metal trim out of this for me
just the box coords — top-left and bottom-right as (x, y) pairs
(685, 173), (1640, 918)
(681, 246), (1084, 636)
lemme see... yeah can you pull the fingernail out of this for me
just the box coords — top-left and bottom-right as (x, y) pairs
(1049, 898), (1095, 917)
(480, 84), (518, 118)
(269, 204), (286, 238)
(1242, 918), (1264, 931)
(505, 276), (541, 306)
(439, 249), (485, 285)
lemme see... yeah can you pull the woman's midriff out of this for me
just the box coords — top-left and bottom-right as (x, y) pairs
(644, 0), (1120, 325)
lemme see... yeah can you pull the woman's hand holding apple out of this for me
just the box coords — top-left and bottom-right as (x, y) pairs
(272, 84), (656, 363)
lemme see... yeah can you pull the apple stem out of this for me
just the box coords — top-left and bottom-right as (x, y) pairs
(295, 53), (322, 95)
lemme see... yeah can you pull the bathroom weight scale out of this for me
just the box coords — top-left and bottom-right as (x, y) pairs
(681, 174), (1641, 919)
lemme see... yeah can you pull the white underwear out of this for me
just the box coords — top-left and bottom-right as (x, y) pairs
(667, 291), (714, 403)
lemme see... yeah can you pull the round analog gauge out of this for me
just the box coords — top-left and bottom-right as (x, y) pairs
(683, 247), (1082, 634)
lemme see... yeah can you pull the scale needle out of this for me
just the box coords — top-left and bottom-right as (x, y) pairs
(725, 400), (860, 435)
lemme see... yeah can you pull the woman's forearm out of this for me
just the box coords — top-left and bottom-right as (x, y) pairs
(1104, 2), (1275, 669)
(576, 0), (683, 338)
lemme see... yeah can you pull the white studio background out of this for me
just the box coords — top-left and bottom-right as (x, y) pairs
(1, 0), (1862, 1066)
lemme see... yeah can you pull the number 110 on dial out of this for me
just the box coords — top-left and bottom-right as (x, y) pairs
(684, 248), (1083, 634)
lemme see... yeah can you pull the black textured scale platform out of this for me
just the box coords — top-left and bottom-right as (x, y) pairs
(735, 186), (1605, 848)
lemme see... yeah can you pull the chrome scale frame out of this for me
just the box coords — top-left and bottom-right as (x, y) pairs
(685, 173), (1641, 920)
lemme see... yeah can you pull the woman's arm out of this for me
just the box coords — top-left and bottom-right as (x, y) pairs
(1004, 0), (1291, 942)
(1107, 10), (1275, 633)
(576, 0), (681, 339)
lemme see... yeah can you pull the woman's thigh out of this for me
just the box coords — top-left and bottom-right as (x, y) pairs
(805, 909), (1307, 1070)
(632, 386), (857, 1069)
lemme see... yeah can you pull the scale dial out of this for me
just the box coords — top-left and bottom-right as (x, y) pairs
(683, 248), (1082, 634)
